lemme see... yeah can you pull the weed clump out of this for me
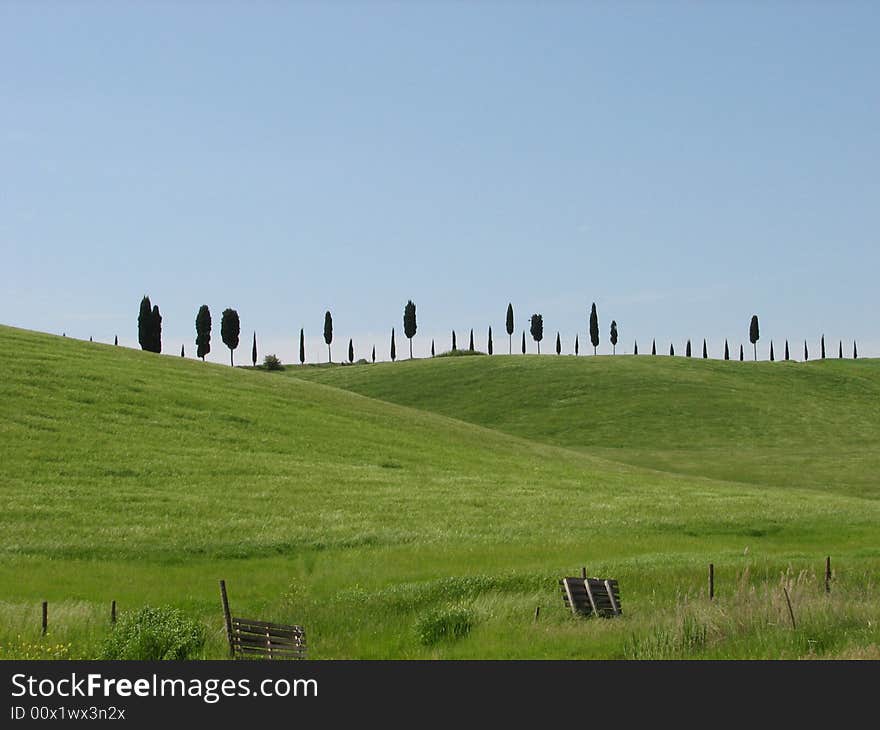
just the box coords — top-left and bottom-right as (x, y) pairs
(415, 605), (474, 646)
(99, 606), (205, 660)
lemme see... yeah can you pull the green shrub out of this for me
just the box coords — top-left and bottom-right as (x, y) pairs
(262, 354), (284, 371)
(435, 349), (486, 358)
(415, 605), (474, 646)
(99, 606), (205, 660)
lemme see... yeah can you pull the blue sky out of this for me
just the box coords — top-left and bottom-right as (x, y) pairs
(2, 1), (877, 363)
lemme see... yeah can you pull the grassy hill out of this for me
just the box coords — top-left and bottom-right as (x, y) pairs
(2, 325), (879, 659)
(291, 353), (880, 499)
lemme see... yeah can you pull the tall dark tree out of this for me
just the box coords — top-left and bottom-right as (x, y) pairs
(252, 332), (257, 367)
(839, 341), (843, 359)
(521, 331), (526, 355)
(150, 305), (162, 353)
(749, 315), (760, 361)
(299, 328), (305, 365)
(702, 339), (708, 359)
(804, 340), (809, 361)
(403, 300), (417, 359)
(739, 344), (744, 361)
(724, 340), (730, 360)
(138, 295), (152, 351)
(610, 320), (618, 355)
(555, 332), (561, 355)
(469, 328), (474, 352)
(506, 303), (514, 354)
(633, 340), (638, 356)
(431, 339), (435, 358)
(853, 341), (858, 359)
(686, 340), (692, 358)
(651, 339), (656, 356)
(487, 326), (493, 355)
(530, 314), (544, 354)
(821, 335), (826, 359)
(195, 305), (211, 361)
(348, 338), (354, 364)
(372, 345), (376, 363)
(669, 343), (674, 356)
(323, 311), (333, 362)
(220, 308), (240, 366)
(391, 328), (397, 362)
(180, 344), (185, 358)
(452, 330), (457, 351)
(589, 303), (599, 355)
(114, 335), (118, 346)
(575, 335), (580, 356)
(785, 340), (790, 361)
(770, 341), (775, 361)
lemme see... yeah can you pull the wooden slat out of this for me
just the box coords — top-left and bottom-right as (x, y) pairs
(232, 617), (304, 632)
(582, 579), (599, 617)
(235, 646), (306, 658)
(232, 625), (304, 640)
(232, 634), (305, 649)
(604, 579), (621, 616)
(561, 578), (580, 616)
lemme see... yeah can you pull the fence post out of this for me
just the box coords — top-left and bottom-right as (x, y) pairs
(111, 600), (117, 624)
(42, 601), (48, 635)
(709, 563), (714, 600)
(825, 557), (831, 594)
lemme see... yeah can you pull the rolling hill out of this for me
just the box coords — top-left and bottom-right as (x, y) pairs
(1, 325), (879, 659)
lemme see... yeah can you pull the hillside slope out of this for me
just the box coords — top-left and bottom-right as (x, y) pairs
(2, 325), (879, 659)
(291, 354), (880, 498)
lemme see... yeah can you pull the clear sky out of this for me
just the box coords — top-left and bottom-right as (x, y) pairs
(2, 1), (877, 363)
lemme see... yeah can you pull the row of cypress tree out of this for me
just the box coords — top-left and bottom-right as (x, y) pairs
(136, 298), (860, 365)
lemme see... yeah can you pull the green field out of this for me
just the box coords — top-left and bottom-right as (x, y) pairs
(2, 325), (879, 659)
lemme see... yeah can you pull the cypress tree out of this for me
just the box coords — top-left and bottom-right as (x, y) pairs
(521, 331), (526, 355)
(749, 315), (760, 361)
(839, 341), (843, 359)
(589, 303), (599, 355)
(299, 328), (305, 365)
(575, 335), (580, 356)
(669, 343), (674, 356)
(821, 335), (826, 359)
(114, 335), (118, 346)
(555, 332), (561, 355)
(651, 339), (656, 356)
(804, 340), (809, 361)
(391, 329), (396, 362)
(634, 340), (638, 356)
(220, 308), (240, 366)
(702, 339), (708, 359)
(150, 305), (162, 353)
(770, 341), (775, 361)
(724, 340), (729, 360)
(195, 305), (211, 361)
(686, 340), (692, 358)
(372, 345), (376, 363)
(138, 295), (152, 351)
(89, 336), (93, 342)
(506, 303), (514, 354)
(853, 341), (858, 359)
(403, 300), (417, 359)
(348, 338), (354, 364)
(181, 344), (185, 358)
(252, 332), (257, 367)
(452, 330), (457, 351)
(431, 339), (435, 358)
(610, 320), (618, 355)
(469, 328), (474, 352)
(785, 340), (790, 361)
(323, 311), (333, 362)
(740, 344), (744, 361)
(530, 314), (543, 354)
(488, 326), (493, 355)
